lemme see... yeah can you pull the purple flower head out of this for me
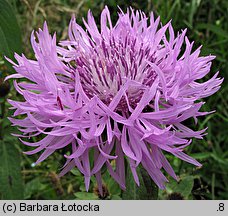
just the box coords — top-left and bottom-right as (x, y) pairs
(6, 6), (223, 193)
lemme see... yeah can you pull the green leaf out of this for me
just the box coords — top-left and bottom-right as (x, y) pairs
(37, 183), (58, 200)
(166, 175), (194, 198)
(0, 0), (22, 70)
(190, 152), (211, 160)
(196, 23), (228, 39)
(106, 177), (121, 196)
(24, 178), (46, 199)
(122, 164), (158, 200)
(111, 194), (122, 200)
(0, 138), (24, 199)
(70, 168), (82, 176)
(210, 153), (228, 165)
(74, 192), (98, 200)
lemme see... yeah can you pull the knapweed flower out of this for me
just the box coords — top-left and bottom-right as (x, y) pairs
(6, 6), (222, 193)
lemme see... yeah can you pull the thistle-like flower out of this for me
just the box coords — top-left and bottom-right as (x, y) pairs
(6, 6), (222, 193)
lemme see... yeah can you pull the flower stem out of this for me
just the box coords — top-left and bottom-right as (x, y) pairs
(122, 164), (158, 200)
(139, 165), (158, 200)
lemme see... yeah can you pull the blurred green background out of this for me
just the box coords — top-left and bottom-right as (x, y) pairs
(0, 0), (227, 200)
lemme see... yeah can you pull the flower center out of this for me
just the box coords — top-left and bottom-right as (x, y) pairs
(75, 32), (157, 111)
